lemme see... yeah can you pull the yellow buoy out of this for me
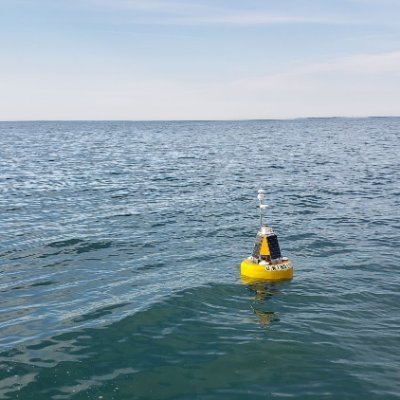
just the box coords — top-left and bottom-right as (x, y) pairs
(240, 189), (294, 281)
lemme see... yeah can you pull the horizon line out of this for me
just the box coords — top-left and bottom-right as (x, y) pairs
(0, 115), (399, 123)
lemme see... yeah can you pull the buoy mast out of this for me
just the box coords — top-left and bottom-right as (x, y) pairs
(257, 189), (268, 228)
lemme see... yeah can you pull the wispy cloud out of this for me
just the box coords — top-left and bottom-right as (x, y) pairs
(91, 0), (208, 14)
(226, 51), (400, 117)
(182, 13), (352, 26)
(303, 51), (400, 74)
(234, 51), (400, 90)
(88, 0), (353, 26)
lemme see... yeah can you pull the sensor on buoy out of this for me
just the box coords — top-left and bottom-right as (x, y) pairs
(241, 189), (293, 280)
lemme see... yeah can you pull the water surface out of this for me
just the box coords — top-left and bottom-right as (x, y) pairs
(0, 118), (399, 399)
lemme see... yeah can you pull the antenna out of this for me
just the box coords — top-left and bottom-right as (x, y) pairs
(257, 189), (268, 228)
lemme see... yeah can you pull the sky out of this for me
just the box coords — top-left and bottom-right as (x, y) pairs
(0, 0), (399, 120)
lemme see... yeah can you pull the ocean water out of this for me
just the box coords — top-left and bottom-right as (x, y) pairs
(0, 118), (399, 399)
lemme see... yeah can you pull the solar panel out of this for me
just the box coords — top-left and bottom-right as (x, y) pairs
(267, 234), (282, 260)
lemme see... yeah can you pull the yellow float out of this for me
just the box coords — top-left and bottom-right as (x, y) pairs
(240, 189), (294, 281)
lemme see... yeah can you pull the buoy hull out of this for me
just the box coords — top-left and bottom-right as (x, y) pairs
(240, 258), (293, 281)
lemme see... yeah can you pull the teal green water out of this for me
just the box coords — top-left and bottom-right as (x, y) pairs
(0, 119), (399, 399)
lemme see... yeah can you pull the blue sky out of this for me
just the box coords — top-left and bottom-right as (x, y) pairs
(1, 0), (399, 120)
